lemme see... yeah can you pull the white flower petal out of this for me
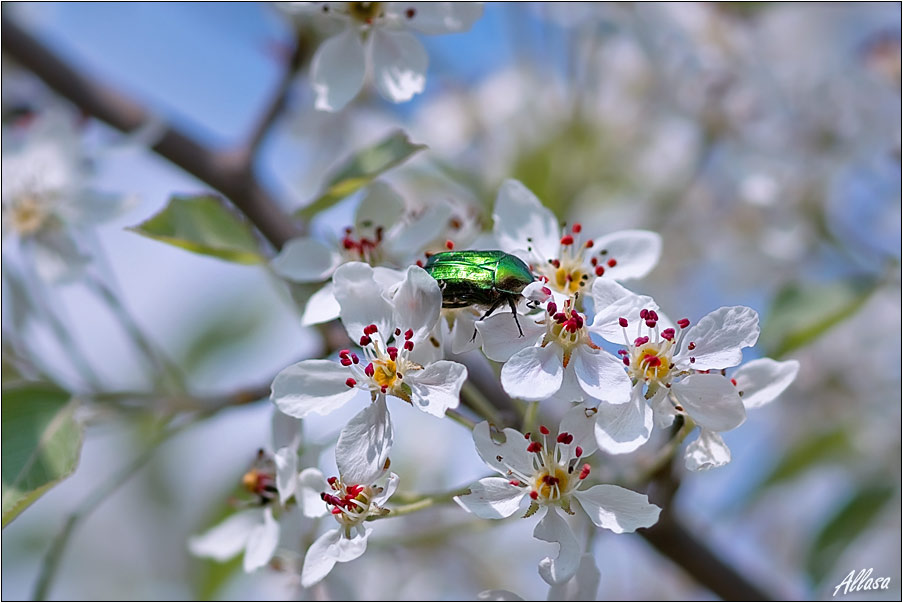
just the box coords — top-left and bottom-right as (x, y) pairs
(395, 2), (483, 35)
(649, 388), (676, 429)
(574, 485), (661, 533)
(454, 476), (526, 519)
(472, 421), (535, 478)
(188, 509), (258, 561)
(478, 590), (524, 602)
(501, 345), (563, 401)
(393, 265), (441, 342)
(311, 28), (366, 112)
(477, 312), (543, 362)
(301, 281), (341, 326)
(672, 373), (746, 432)
(588, 279), (658, 343)
(274, 446), (298, 505)
(372, 471), (399, 507)
(406, 360), (467, 417)
(533, 507), (582, 585)
(733, 358), (800, 409)
(333, 262), (395, 340)
(371, 266), (406, 292)
(493, 179), (559, 260)
(301, 526), (371, 588)
(243, 507), (280, 572)
(590, 230), (662, 281)
(297, 467), (329, 518)
(680, 306), (760, 371)
(271, 359), (358, 418)
(685, 428), (732, 471)
(355, 181), (406, 234)
(593, 385), (653, 455)
(450, 309), (482, 355)
(271, 237), (342, 283)
(547, 553), (601, 601)
(27, 229), (90, 284)
(371, 30), (427, 103)
(572, 347), (631, 405)
(61, 190), (134, 226)
(336, 396), (393, 485)
(558, 403), (600, 458)
(382, 202), (452, 262)
(271, 411), (302, 452)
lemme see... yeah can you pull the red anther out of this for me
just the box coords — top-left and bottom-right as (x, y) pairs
(445, 240), (455, 250)
(375, 226), (384, 242)
(351, 354), (360, 364)
(617, 349), (628, 356)
(539, 425), (550, 435)
(551, 259), (561, 268)
(687, 342), (696, 351)
(554, 312), (567, 322)
(344, 226), (353, 234)
(524, 432), (531, 439)
(416, 259), (424, 267)
(327, 476), (338, 485)
(575, 446), (583, 458)
(579, 464), (591, 480)
(405, 329), (414, 340)
(590, 257), (598, 266)
(661, 328), (675, 341)
(341, 357), (353, 366)
(648, 310), (658, 321)
(595, 265), (605, 276)
(677, 318), (690, 328)
(405, 7), (416, 18)
(690, 357), (696, 364)
(386, 346), (398, 360)
(572, 223), (582, 233)
(541, 286), (552, 296)
(527, 441), (542, 453)
(619, 317), (628, 328)
(331, 507), (343, 515)
(645, 355), (661, 367)
(634, 336), (649, 346)
(530, 491), (539, 500)
(404, 340), (414, 351)
(365, 363), (375, 377)
(366, 324), (378, 335)
(607, 258), (617, 268)
(623, 356), (630, 366)
(381, 385), (388, 393)
(645, 319), (657, 328)
(342, 238), (355, 250)
(395, 328), (401, 336)
(547, 302), (557, 315)
(731, 378), (738, 386)
(574, 315), (584, 328)
(348, 484), (364, 497)
(640, 309), (648, 319)
(360, 335), (372, 346)
(556, 433), (573, 444)
(509, 480), (521, 487)
(560, 235), (574, 246)
(339, 349), (350, 357)
(565, 274), (572, 282)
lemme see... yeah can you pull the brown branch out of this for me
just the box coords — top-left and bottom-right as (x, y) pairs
(1, 18), (301, 250)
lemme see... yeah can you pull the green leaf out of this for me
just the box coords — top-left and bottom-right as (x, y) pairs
(2, 383), (82, 527)
(296, 131), (427, 219)
(129, 195), (264, 264)
(806, 483), (895, 585)
(760, 279), (876, 358)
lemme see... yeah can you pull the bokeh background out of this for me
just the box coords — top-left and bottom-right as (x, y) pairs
(1, 2), (900, 600)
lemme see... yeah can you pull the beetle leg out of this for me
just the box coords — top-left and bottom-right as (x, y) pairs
(507, 296), (524, 337)
(472, 296), (507, 341)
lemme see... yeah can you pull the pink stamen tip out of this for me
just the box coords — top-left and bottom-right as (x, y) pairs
(590, 257), (598, 266)
(539, 425), (550, 435)
(404, 340), (414, 351)
(607, 258), (617, 268)
(661, 328), (675, 341)
(529, 491), (539, 500)
(572, 223), (582, 233)
(387, 346), (398, 360)
(579, 464), (591, 480)
(677, 318), (690, 328)
(646, 319), (657, 328)
(527, 441), (542, 453)
(445, 240), (455, 250)
(327, 476), (338, 485)
(623, 357), (630, 366)
(688, 342), (696, 351)
(541, 286), (552, 296)
(690, 357), (696, 364)
(595, 265), (605, 276)
(560, 235), (574, 246)
(585, 239), (594, 248)
(405, 7), (416, 18)
(645, 355), (661, 367)
(351, 354), (359, 364)
(366, 324), (378, 335)
(731, 378), (738, 386)
(395, 328), (401, 336)
(360, 335), (372, 346)
(648, 310), (659, 321)
(524, 432), (531, 439)
(365, 363), (375, 377)
(345, 377), (356, 387)
(339, 349), (350, 357)
(634, 336), (649, 346)
(509, 479), (521, 487)
(617, 349), (628, 356)
(381, 385), (388, 393)
(556, 432), (569, 443)
(619, 317), (628, 327)
(416, 260), (424, 267)
(341, 357), (352, 366)
(547, 302), (558, 315)
(405, 329), (414, 340)
(640, 309), (648, 319)
(575, 446), (583, 457)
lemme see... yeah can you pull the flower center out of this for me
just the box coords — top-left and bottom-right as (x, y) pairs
(532, 465), (571, 503)
(341, 225), (385, 264)
(541, 297), (597, 363)
(632, 343), (673, 382)
(528, 222), (619, 297)
(343, 325), (420, 400)
(9, 195), (49, 236)
(372, 358), (397, 389)
(618, 311), (694, 387)
(322, 478), (376, 527)
(240, 450), (278, 505)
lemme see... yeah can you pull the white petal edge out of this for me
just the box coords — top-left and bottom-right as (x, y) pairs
(733, 358), (800, 409)
(271, 237), (341, 282)
(501, 345), (563, 401)
(301, 281), (341, 326)
(297, 467), (329, 518)
(533, 507), (582, 585)
(671, 373), (746, 432)
(336, 396), (393, 485)
(679, 306), (760, 371)
(406, 360), (467, 417)
(271, 359), (359, 418)
(593, 386), (653, 455)
(685, 428), (732, 471)
(492, 179), (559, 261)
(311, 28), (366, 112)
(454, 476), (526, 519)
(188, 509), (258, 561)
(574, 484), (661, 534)
(590, 229), (662, 281)
(371, 29), (427, 103)
(571, 347), (632, 405)
(243, 506), (280, 572)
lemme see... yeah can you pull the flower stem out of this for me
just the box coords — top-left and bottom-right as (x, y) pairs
(368, 486), (471, 521)
(521, 400), (540, 434)
(444, 408), (476, 430)
(459, 380), (503, 425)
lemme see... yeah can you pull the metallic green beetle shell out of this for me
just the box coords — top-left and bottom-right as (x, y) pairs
(423, 250), (534, 307)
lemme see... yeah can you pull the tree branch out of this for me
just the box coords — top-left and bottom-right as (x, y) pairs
(1, 18), (301, 250)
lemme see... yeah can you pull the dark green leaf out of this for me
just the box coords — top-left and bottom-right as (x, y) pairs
(760, 280), (876, 358)
(296, 131), (426, 219)
(806, 484), (895, 585)
(2, 383), (81, 527)
(129, 195), (263, 264)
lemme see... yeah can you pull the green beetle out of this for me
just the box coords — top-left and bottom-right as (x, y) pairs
(423, 250), (535, 337)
